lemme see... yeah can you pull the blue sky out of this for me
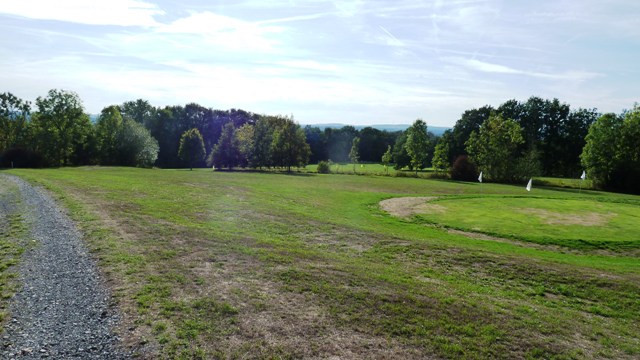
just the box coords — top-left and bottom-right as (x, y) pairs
(1, 0), (638, 126)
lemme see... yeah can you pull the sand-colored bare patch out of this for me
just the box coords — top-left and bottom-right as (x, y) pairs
(379, 197), (444, 218)
(517, 208), (616, 226)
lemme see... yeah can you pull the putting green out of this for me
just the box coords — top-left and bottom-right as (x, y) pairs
(413, 197), (640, 250)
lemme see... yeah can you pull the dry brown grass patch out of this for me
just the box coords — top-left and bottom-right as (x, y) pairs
(379, 197), (443, 218)
(517, 208), (616, 226)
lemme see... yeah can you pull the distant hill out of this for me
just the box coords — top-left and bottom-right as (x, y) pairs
(306, 123), (450, 136)
(87, 116), (450, 136)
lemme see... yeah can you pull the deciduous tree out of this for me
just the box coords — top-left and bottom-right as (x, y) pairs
(466, 114), (524, 182)
(404, 119), (430, 174)
(432, 131), (452, 174)
(235, 123), (254, 168)
(95, 105), (124, 165)
(381, 145), (392, 174)
(0, 92), (31, 154)
(349, 137), (360, 173)
(270, 117), (310, 172)
(32, 89), (92, 166)
(178, 128), (205, 170)
(581, 105), (640, 193)
(210, 122), (240, 169)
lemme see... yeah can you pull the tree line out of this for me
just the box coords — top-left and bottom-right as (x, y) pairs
(431, 97), (639, 194)
(1, 90), (637, 193)
(0, 90), (309, 171)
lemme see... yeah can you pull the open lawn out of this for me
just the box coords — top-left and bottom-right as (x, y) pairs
(3, 167), (640, 359)
(413, 196), (640, 251)
(305, 163), (438, 177)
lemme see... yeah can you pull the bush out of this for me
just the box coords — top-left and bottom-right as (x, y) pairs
(450, 155), (478, 181)
(317, 161), (331, 174)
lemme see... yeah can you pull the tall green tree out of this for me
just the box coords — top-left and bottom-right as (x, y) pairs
(580, 113), (622, 188)
(146, 106), (180, 168)
(558, 108), (598, 176)
(432, 130), (452, 174)
(235, 123), (254, 168)
(381, 145), (392, 174)
(392, 132), (411, 170)
(250, 116), (281, 168)
(451, 106), (493, 159)
(304, 126), (327, 164)
(0, 92), (31, 154)
(581, 106), (640, 193)
(178, 128), (205, 170)
(466, 114), (524, 182)
(209, 122), (240, 169)
(95, 105), (124, 165)
(349, 137), (360, 173)
(32, 89), (92, 166)
(404, 119), (430, 174)
(270, 117), (310, 172)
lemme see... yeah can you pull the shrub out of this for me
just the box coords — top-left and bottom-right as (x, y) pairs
(317, 160), (331, 174)
(450, 155), (478, 181)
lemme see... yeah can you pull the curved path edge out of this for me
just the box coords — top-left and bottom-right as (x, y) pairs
(0, 174), (130, 359)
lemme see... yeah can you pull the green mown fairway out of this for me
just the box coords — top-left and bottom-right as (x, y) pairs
(5, 167), (640, 359)
(414, 196), (640, 250)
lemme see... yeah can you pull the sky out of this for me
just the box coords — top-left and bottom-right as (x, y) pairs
(0, 0), (638, 127)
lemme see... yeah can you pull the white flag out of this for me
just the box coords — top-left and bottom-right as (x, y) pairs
(526, 178), (532, 192)
(580, 170), (586, 180)
(478, 171), (483, 183)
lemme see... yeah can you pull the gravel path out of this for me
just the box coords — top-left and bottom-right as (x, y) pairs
(1, 174), (130, 359)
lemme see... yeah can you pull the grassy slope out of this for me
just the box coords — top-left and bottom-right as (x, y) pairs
(6, 167), (640, 359)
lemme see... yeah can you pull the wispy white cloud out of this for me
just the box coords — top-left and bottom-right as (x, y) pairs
(257, 12), (332, 25)
(448, 57), (603, 83)
(0, 0), (636, 125)
(460, 59), (521, 74)
(0, 0), (163, 27)
(157, 11), (285, 51)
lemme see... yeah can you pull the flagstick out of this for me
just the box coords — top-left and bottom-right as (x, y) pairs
(579, 179), (582, 194)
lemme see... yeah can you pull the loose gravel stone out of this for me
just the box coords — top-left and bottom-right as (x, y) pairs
(0, 175), (130, 359)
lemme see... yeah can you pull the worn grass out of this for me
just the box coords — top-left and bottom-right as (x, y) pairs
(0, 176), (28, 327)
(5, 167), (640, 359)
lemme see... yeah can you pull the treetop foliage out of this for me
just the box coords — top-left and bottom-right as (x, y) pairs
(581, 104), (640, 193)
(179, 128), (206, 170)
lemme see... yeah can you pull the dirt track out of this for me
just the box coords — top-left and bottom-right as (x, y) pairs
(0, 174), (129, 359)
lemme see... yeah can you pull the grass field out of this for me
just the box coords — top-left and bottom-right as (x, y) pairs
(304, 163), (441, 177)
(3, 167), (639, 359)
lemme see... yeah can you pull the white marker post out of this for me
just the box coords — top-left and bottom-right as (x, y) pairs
(478, 171), (483, 194)
(579, 170), (586, 193)
(526, 178), (532, 192)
